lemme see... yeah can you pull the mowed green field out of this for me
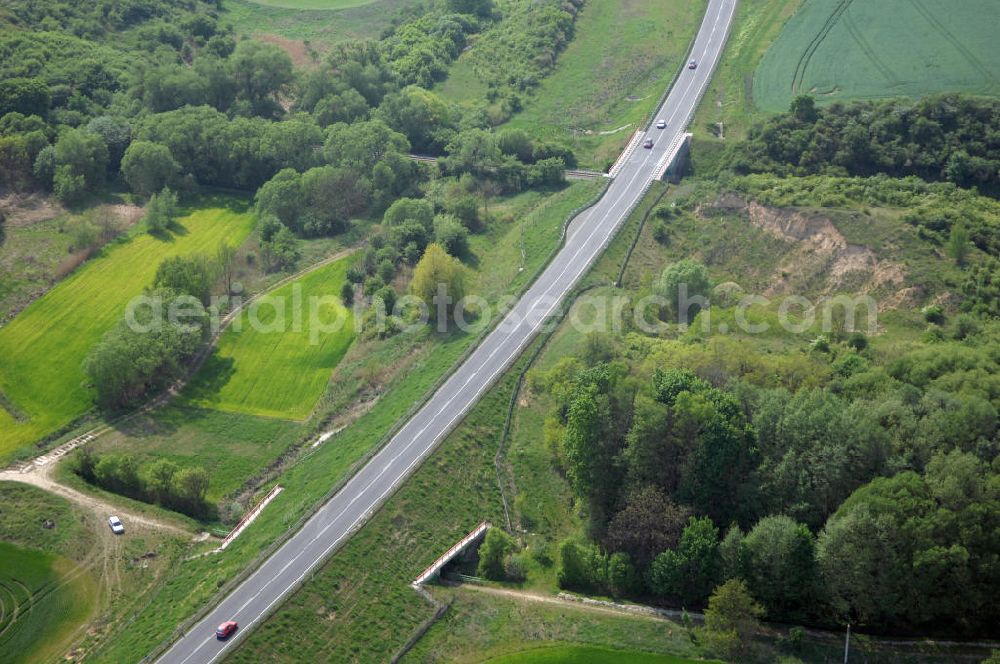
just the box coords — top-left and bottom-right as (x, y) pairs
(495, 0), (706, 169)
(754, 0), (1000, 111)
(183, 255), (355, 420)
(0, 206), (255, 460)
(483, 645), (705, 664)
(0, 541), (98, 664)
(89, 405), (302, 502)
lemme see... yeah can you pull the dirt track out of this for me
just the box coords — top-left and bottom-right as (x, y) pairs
(0, 464), (191, 537)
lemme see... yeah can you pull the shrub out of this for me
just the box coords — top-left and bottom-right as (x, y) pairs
(847, 331), (868, 351)
(651, 218), (669, 243)
(477, 528), (516, 580)
(922, 304), (945, 324)
(144, 187), (179, 234)
(53, 165), (86, 204)
(340, 281), (354, 306)
(434, 214), (469, 256)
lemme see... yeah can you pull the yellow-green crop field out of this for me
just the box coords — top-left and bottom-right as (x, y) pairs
(0, 207), (255, 459)
(183, 255), (355, 420)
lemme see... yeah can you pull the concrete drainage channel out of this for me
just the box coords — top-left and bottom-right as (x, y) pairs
(186, 486), (284, 560)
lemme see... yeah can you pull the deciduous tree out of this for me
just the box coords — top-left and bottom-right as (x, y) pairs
(477, 528), (515, 580)
(121, 140), (179, 199)
(698, 579), (764, 661)
(409, 243), (465, 321)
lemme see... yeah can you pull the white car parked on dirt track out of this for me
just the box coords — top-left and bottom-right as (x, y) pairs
(108, 515), (124, 534)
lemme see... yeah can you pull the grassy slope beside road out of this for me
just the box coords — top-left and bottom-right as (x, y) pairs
(439, 0), (705, 170)
(506, 0), (705, 170)
(183, 255), (356, 420)
(84, 182), (601, 664)
(688, 0), (802, 171)
(482, 644), (705, 664)
(754, 0), (1000, 111)
(0, 204), (255, 459)
(406, 588), (700, 663)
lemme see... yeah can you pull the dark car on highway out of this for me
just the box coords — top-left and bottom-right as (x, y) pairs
(643, 138), (654, 149)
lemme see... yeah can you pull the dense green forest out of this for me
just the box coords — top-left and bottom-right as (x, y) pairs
(538, 331), (1000, 636)
(516, 95), (1000, 642)
(0, 0), (579, 203)
(4, 0), (1000, 654)
(0, 0), (583, 414)
(729, 94), (1000, 195)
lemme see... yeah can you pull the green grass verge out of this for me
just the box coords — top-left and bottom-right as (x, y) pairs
(406, 587), (703, 663)
(87, 405), (302, 504)
(469, 183), (604, 298)
(754, 0), (1000, 111)
(495, 0), (706, 170)
(482, 644), (706, 664)
(81, 182), (600, 664)
(0, 202), (255, 459)
(0, 543), (97, 664)
(688, 0), (802, 172)
(183, 255), (356, 420)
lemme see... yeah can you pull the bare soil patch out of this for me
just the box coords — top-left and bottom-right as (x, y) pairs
(256, 33), (318, 67)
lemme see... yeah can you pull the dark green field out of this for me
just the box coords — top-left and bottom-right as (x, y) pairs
(755, 0), (1000, 109)
(0, 541), (97, 664)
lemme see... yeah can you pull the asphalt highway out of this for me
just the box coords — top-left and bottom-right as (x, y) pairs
(154, 0), (737, 661)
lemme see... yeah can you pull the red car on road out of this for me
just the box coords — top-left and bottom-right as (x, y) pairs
(216, 621), (238, 639)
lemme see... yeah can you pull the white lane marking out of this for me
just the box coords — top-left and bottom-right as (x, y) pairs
(159, 2), (737, 661)
(172, 120), (661, 664)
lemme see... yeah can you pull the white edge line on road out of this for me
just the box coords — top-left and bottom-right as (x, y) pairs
(159, 2), (736, 661)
